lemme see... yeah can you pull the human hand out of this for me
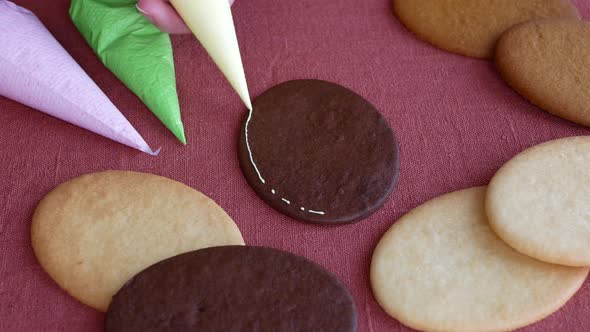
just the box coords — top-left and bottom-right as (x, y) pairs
(137, 0), (235, 34)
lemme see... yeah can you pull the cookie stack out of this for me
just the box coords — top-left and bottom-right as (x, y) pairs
(371, 136), (590, 331)
(394, 0), (590, 128)
(31, 171), (357, 331)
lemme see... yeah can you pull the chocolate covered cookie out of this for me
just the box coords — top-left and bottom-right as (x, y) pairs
(238, 80), (399, 224)
(105, 246), (357, 332)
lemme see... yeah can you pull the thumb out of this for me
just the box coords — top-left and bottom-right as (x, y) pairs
(137, 0), (236, 35)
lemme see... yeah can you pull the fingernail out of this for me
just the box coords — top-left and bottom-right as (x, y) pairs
(136, 4), (155, 24)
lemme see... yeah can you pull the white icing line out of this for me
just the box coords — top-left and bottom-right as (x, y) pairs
(245, 108), (327, 216)
(245, 108), (265, 184)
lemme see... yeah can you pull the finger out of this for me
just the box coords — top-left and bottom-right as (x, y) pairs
(137, 0), (236, 35)
(137, 0), (191, 34)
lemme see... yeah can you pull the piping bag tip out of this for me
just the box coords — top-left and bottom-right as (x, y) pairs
(239, 87), (253, 111)
(178, 135), (187, 146)
(173, 129), (187, 145)
(169, 0), (253, 113)
(244, 98), (253, 111)
(146, 147), (162, 156)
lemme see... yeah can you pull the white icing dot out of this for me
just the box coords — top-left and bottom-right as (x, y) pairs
(281, 198), (291, 204)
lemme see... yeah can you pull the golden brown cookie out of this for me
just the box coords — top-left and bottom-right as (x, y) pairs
(393, 0), (580, 58)
(31, 171), (244, 311)
(496, 19), (590, 126)
(487, 137), (590, 267)
(371, 187), (588, 332)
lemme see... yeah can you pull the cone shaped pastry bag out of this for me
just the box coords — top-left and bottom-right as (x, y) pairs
(0, 1), (156, 154)
(70, 0), (186, 144)
(170, 0), (252, 109)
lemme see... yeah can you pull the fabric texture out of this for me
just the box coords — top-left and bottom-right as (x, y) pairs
(0, 0), (589, 331)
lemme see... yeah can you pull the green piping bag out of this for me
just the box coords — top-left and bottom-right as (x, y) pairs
(70, 0), (186, 144)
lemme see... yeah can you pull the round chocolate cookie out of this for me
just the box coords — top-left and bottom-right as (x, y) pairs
(105, 246), (357, 332)
(238, 80), (399, 224)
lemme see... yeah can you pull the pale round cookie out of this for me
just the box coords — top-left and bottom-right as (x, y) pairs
(31, 171), (244, 311)
(486, 137), (590, 267)
(393, 0), (580, 59)
(496, 19), (590, 126)
(371, 187), (588, 332)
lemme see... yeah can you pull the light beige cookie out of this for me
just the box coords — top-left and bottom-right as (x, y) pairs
(31, 171), (244, 311)
(496, 19), (590, 126)
(371, 187), (588, 332)
(486, 137), (590, 267)
(393, 0), (580, 58)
